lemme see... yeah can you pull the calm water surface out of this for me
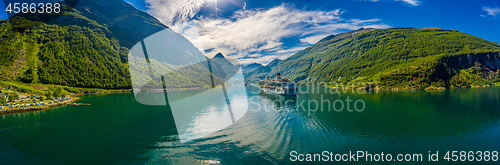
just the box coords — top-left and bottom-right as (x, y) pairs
(0, 86), (499, 164)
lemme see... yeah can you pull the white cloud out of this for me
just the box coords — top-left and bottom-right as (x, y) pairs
(300, 35), (329, 44)
(364, 0), (421, 6)
(237, 55), (282, 65)
(194, 5), (389, 64)
(396, 0), (421, 6)
(145, 0), (210, 26)
(171, 21), (206, 53)
(482, 6), (500, 17)
(145, 2), (389, 65)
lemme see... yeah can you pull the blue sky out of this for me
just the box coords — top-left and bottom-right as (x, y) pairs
(1, 0), (499, 65)
(125, 0), (500, 65)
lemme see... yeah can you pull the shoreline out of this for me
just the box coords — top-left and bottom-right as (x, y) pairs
(0, 86), (219, 115)
(0, 87), (206, 115)
(252, 83), (500, 91)
(0, 88), (136, 115)
(69, 89), (132, 97)
(301, 83), (500, 91)
(2, 83), (498, 115)
(131, 86), (240, 93)
(0, 96), (81, 115)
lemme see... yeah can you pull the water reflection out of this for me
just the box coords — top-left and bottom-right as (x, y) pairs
(170, 84), (248, 143)
(155, 86), (500, 164)
(0, 87), (499, 164)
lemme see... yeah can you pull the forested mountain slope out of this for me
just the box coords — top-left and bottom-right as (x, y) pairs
(245, 28), (500, 89)
(0, 0), (204, 89)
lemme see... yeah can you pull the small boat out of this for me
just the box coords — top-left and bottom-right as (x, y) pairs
(70, 103), (90, 106)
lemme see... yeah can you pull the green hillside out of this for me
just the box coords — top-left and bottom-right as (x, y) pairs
(245, 28), (500, 89)
(0, 0), (211, 89)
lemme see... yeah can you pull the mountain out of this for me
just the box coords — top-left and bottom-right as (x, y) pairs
(72, 0), (168, 49)
(0, 0), (209, 89)
(242, 59), (280, 79)
(212, 52), (234, 66)
(266, 59), (282, 68)
(245, 28), (500, 89)
(244, 65), (271, 81)
(213, 52), (225, 58)
(210, 52), (240, 78)
(242, 63), (264, 72)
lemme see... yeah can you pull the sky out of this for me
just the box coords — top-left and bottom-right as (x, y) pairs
(1, 0), (500, 65)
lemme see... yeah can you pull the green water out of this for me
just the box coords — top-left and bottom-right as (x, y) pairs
(0, 86), (499, 164)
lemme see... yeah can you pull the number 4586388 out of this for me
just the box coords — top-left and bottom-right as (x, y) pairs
(444, 151), (498, 161)
(6, 3), (61, 14)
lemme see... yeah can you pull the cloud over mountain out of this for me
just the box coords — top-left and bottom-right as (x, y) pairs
(145, 2), (389, 64)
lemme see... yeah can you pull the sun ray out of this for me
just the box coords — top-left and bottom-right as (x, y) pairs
(215, 0), (218, 17)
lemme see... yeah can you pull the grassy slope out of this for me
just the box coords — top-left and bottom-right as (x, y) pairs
(0, 0), (217, 90)
(0, 80), (124, 95)
(246, 28), (500, 89)
(0, 15), (132, 89)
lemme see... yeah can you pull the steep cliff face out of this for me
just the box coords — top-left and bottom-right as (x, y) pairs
(439, 52), (500, 87)
(72, 0), (168, 48)
(446, 52), (500, 69)
(377, 52), (500, 89)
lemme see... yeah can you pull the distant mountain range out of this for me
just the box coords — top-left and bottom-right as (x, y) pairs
(245, 28), (500, 89)
(244, 59), (281, 79)
(242, 63), (264, 73)
(266, 59), (283, 68)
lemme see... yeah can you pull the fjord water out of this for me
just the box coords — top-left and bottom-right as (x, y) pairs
(0, 86), (499, 164)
